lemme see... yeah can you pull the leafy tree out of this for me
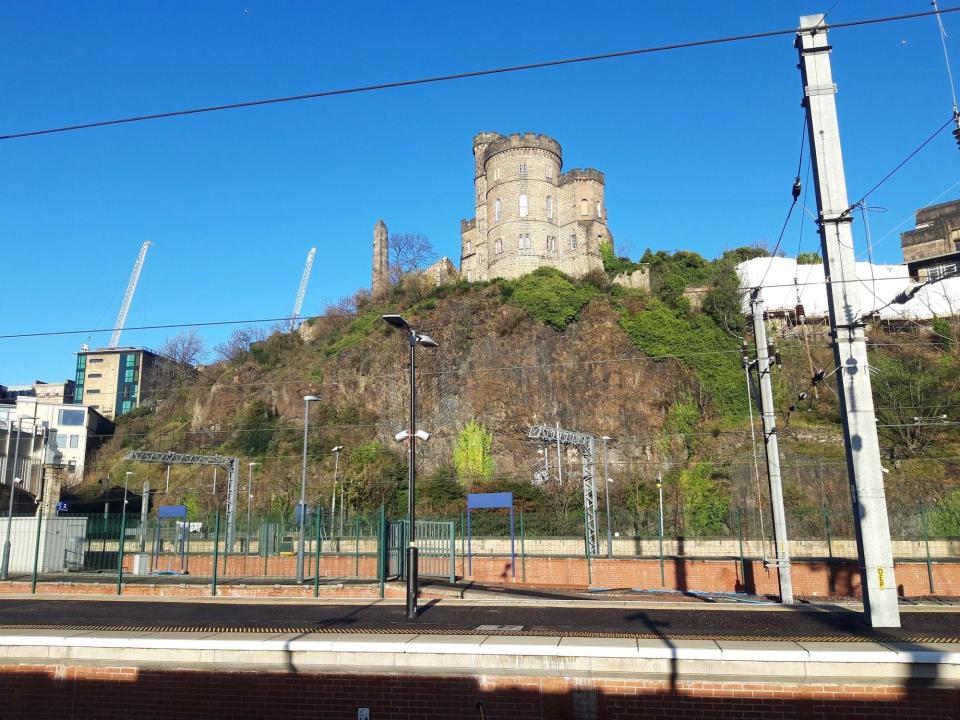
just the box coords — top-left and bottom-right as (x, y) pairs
(932, 317), (955, 351)
(931, 489), (960, 537)
(872, 354), (959, 455)
(452, 421), (495, 481)
(679, 462), (730, 536)
(214, 326), (268, 362)
(419, 466), (466, 516)
(619, 299), (746, 417)
(229, 399), (281, 456)
(507, 267), (599, 329)
(599, 241), (639, 277)
(701, 264), (747, 334)
(344, 441), (405, 512)
(796, 252), (822, 265)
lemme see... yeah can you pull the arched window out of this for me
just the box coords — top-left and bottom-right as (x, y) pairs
(465, 240), (472, 255)
(546, 196), (554, 220)
(580, 199), (588, 216)
(519, 194), (528, 218)
(494, 198), (502, 222)
(596, 201), (603, 219)
(569, 235), (577, 251)
(546, 165), (553, 179)
(494, 167), (501, 182)
(546, 236), (556, 252)
(495, 238), (503, 255)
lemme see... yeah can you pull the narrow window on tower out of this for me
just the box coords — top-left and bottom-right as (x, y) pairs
(546, 196), (554, 220)
(569, 235), (577, 251)
(546, 165), (553, 179)
(465, 240), (472, 255)
(519, 162), (527, 177)
(596, 201), (603, 219)
(495, 238), (503, 255)
(494, 198), (502, 222)
(494, 167), (501, 182)
(580, 199), (588, 216)
(519, 234), (531, 250)
(547, 236), (556, 252)
(519, 194), (528, 218)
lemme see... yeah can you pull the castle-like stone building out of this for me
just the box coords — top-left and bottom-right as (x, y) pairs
(460, 132), (613, 282)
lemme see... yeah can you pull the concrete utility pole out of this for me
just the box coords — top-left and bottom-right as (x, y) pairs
(797, 14), (900, 627)
(749, 293), (793, 604)
(139, 481), (150, 552)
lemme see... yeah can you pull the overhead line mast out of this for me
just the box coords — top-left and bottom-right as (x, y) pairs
(109, 240), (152, 348)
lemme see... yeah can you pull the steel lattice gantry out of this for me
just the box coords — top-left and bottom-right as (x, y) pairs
(528, 424), (599, 556)
(123, 451), (241, 552)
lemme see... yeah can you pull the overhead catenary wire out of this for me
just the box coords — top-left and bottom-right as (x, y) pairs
(1, 7), (959, 141)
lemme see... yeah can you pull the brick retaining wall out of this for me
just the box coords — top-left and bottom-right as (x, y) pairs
(0, 664), (955, 719)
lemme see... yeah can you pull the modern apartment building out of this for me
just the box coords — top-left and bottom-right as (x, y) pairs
(0, 398), (112, 489)
(73, 347), (175, 419)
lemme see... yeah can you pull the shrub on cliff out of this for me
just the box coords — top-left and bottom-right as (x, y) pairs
(507, 267), (599, 330)
(618, 299), (746, 417)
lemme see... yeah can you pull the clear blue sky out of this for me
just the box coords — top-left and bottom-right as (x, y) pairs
(2, 1), (958, 383)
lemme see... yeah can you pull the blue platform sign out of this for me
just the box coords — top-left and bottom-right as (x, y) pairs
(158, 504), (187, 519)
(55, 502), (69, 514)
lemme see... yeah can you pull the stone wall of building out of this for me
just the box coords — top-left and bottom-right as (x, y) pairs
(461, 132), (611, 282)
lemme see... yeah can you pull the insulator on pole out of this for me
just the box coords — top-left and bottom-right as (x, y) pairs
(792, 177), (802, 200)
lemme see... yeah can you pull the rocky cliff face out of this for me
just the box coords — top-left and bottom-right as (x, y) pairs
(184, 290), (689, 479)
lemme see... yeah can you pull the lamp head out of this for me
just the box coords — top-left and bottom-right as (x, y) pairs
(331, 445), (344, 453)
(303, 395), (319, 402)
(381, 314), (409, 331)
(13, 477), (21, 486)
(601, 435), (613, 441)
(416, 333), (439, 348)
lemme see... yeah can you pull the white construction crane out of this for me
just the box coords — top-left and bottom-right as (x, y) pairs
(109, 240), (152, 348)
(289, 247), (317, 330)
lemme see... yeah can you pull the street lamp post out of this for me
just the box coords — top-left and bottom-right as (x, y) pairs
(331, 445), (343, 536)
(246, 462), (258, 557)
(656, 472), (665, 586)
(382, 314), (438, 619)
(297, 395), (319, 583)
(601, 436), (613, 559)
(0, 477), (23, 580)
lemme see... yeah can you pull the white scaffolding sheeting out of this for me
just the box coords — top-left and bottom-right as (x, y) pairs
(737, 257), (960, 320)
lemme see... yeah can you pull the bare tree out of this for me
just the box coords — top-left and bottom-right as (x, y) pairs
(214, 326), (269, 362)
(389, 233), (436, 285)
(160, 329), (206, 366)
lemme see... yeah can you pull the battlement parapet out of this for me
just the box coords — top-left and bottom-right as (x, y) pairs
(560, 168), (605, 185)
(483, 133), (562, 165)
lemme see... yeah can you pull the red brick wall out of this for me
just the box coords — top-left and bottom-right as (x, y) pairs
(0, 664), (955, 719)
(460, 556), (960, 598)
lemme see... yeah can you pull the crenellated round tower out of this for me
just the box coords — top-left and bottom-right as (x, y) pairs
(460, 132), (610, 282)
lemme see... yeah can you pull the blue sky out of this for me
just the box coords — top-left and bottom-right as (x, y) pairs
(2, 1), (959, 383)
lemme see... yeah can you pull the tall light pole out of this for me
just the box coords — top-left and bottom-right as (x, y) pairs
(656, 472), (665, 586)
(382, 314), (438, 619)
(601, 436), (613, 558)
(246, 462), (258, 557)
(297, 395), (319, 583)
(0, 477), (22, 580)
(331, 445), (344, 538)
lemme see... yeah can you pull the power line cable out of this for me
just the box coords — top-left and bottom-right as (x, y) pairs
(843, 114), (956, 215)
(2, 7), (959, 141)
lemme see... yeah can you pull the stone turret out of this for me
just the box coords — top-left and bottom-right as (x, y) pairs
(460, 132), (612, 282)
(372, 219), (389, 299)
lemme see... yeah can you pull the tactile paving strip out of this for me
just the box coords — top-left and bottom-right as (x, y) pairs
(0, 623), (956, 643)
